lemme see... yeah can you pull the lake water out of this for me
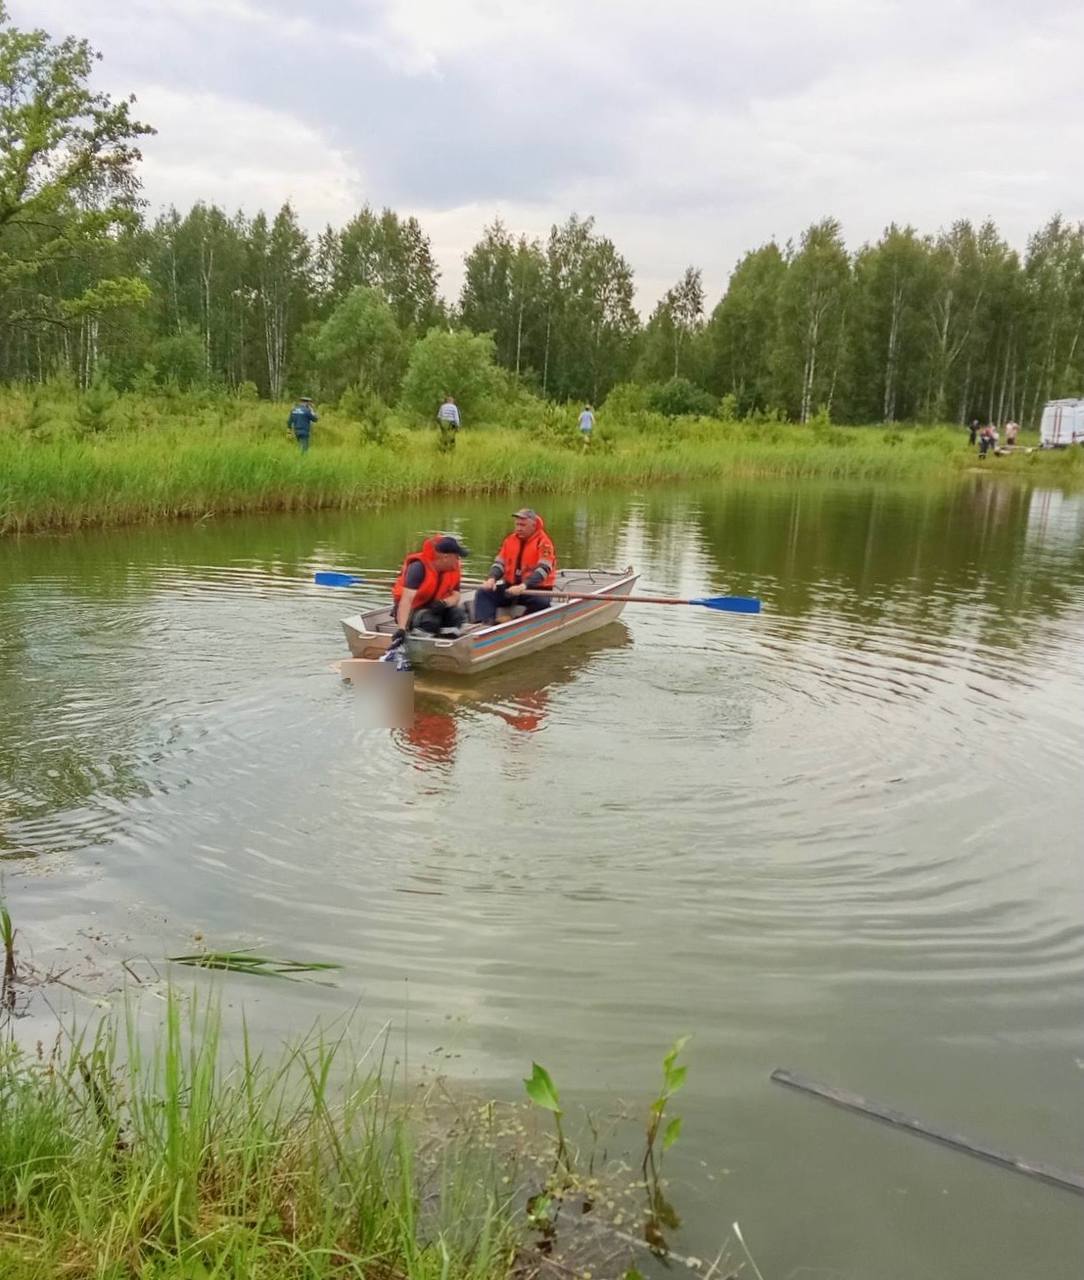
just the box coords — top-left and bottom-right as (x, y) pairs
(2, 477), (1083, 1278)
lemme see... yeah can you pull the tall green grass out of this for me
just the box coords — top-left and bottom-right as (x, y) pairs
(0, 991), (517, 1279)
(2, 387), (1080, 533)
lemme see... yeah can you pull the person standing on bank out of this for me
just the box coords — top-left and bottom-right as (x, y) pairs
(392, 535), (470, 637)
(978, 423), (994, 459)
(437, 395), (461, 450)
(473, 509), (558, 625)
(578, 404), (595, 444)
(968, 418), (979, 446)
(288, 397), (318, 451)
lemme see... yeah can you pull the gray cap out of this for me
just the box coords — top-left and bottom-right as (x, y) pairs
(511, 508), (539, 520)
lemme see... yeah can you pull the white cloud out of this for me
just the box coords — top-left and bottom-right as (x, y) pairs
(9, 0), (1084, 311)
(132, 86), (364, 228)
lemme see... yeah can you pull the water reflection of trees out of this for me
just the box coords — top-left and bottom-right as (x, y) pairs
(0, 499), (637, 858)
(679, 480), (1084, 647)
(3, 481), (1081, 855)
(0, 575), (156, 858)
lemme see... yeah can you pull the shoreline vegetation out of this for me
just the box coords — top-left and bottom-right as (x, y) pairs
(0, 982), (716, 1280)
(0, 902), (717, 1280)
(2, 389), (1080, 536)
(1, 990), (525, 1280)
(4, 4), (1084, 542)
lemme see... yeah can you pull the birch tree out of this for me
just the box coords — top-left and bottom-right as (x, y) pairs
(851, 225), (933, 421)
(248, 204), (310, 400)
(774, 220), (852, 421)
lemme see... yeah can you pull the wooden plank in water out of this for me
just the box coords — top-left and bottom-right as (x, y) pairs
(770, 1068), (1084, 1196)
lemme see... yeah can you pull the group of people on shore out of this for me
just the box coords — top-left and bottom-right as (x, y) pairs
(968, 418), (1019, 458)
(390, 508), (558, 643)
(435, 397), (596, 449)
(288, 395), (596, 451)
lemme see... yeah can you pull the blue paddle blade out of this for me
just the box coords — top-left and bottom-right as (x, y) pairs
(314, 571), (364, 587)
(691, 595), (762, 613)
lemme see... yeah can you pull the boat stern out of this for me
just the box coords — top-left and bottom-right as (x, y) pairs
(341, 614), (392, 660)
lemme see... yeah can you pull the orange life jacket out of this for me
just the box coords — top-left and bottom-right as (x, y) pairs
(392, 537), (461, 610)
(495, 518), (557, 588)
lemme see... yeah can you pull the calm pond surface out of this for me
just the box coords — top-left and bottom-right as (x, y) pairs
(2, 477), (1083, 1278)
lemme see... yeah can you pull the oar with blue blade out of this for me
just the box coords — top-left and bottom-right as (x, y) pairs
(314, 571), (761, 613)
(314, 570), (488, 589)
(529, 588), (761, 614)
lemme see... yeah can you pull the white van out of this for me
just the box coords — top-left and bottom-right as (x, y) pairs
(1039, 399), (1084, 447)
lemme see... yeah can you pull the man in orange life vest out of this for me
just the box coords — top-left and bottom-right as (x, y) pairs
(473, 508), (557, 625)
(392, 535), (470, 638)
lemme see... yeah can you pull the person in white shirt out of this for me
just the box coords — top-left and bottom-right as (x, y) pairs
(578, 404), (594, 445)
(437, 396), (460, 451)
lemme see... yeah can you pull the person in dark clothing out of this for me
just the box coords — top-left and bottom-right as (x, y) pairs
(288, 397), (318, 451)
(392, 535), (470, 637)
(968, 419), (979, 446)
(978, 424), (994, 459)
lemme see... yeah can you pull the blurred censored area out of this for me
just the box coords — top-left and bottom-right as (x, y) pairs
(339, 659), (414, 728)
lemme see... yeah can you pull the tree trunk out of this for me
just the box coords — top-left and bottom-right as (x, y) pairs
(826, 304), (847, 417)
(1019, 366), (1035, 426)
(930, 289), (952, 421)
(995, 333), (1012, 424)
(800, 305), (822, 423)
(1060, 311), (1083, 388)
(200, 240), (214, 375)
(169, 243), (181, 333)
(958, 354), (972, 425)
(883, 284), (902, 422)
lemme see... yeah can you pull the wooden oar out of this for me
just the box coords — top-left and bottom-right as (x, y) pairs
(313, 571), (487, 589)
(314, 572), (760, 613)
(527, 588), (761, 614)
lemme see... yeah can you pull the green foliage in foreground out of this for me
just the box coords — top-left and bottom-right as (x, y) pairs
(0, 992), (517, 1279)
(166, 949), (343, 981)
(1, 387), (1080, 534)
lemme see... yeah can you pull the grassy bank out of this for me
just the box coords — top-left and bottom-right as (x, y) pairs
(2, 389), (1081, 533)
(0, 991), (520, 1280)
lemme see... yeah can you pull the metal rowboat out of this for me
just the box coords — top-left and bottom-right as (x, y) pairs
(340, 567), (639, 675)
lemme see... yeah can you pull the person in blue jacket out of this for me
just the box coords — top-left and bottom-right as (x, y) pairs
(288, 397), (318, 451)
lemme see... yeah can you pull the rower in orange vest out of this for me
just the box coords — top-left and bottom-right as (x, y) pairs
(473, 508), (558, 625)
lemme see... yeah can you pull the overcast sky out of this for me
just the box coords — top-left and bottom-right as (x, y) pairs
(14, 0), (1084, 312)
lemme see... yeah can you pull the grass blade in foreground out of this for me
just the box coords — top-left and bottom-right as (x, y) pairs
(167, 948), (342, 982)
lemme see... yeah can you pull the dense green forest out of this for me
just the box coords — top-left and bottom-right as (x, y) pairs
(3, 4), (1084, 427)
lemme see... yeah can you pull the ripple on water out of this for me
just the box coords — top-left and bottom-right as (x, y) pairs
(5, 492), (1084, 1280)
(2, 529), (1084, 1048)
